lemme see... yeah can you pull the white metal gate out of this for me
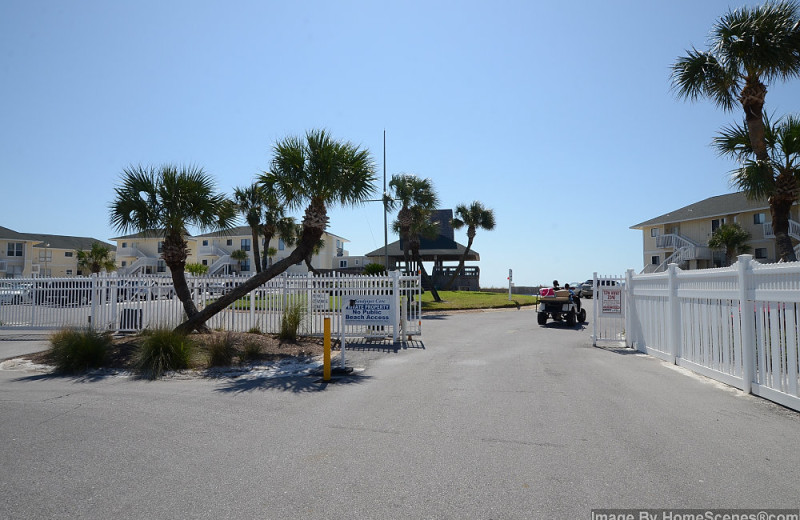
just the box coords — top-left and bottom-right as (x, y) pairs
(592, 272), (626, 346)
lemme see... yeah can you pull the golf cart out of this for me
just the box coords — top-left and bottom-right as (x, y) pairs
(537, 288), (586, 326)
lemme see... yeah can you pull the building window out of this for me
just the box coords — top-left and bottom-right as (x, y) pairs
(650, 228), (659, 237)
(65, 251), (73, 257)
(651, 255), (659, 265)
(339, 260), (348, 268)
(241, 258), (250, 272)
(157, 260), (166, 273)
(121, 261), (127, 267)
(38, 251), (52, 262)
(158, 241), (164, 253)
(278, 238), (285, 251)
(202, 259), (208, 266)
(711, 218), (725, 232)
(66, 269), (73, 275)
(755, 248), (768, 259)
(241, 239), (251, 252)
(202, 240), (209, 247)
(226, 239), (233, 246)
(754, 213), (765, 225)
(121, 242), (127, 248)
(7, 243), (23, 257)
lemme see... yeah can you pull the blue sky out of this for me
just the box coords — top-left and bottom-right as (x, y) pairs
(1, 0), (797, 288)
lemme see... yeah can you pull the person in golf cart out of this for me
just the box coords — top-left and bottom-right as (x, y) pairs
(563, 283), (581, 311)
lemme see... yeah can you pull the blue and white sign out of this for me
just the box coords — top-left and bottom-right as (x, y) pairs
(343, 295), (393, 325)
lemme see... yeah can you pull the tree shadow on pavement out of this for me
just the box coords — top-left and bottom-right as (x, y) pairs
(214, 372), (372, 394)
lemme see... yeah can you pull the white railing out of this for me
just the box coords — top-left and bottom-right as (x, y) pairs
(625, 255), (800, 412)
(198, 244), (230, 257)
(208, 255), (236, 274)
(118, 256), (160, 276)
(0, 272), (422, 341)
(762, 219), (800, 240)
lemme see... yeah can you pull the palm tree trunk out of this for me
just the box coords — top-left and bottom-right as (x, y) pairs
(251, 228), (262, 274)
(740, 78), (769, 162)
(443, 233), (474, 290)
(177, 200), (328, 333)
(175, 228), (323, 333)
(770, 198), (798, 262)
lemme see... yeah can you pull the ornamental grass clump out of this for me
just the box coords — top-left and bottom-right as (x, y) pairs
(135, 328), (194, 379)
(207, 333), (236, 367)
(48, 328), (110, 373)
(279, 301), (305, 341)
(240, 339), (263, 363)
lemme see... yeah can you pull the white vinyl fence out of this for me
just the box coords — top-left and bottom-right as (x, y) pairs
(0, 271), (422, 341)
(626, 255), (800, 412)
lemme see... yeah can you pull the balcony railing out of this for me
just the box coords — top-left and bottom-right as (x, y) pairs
(763, 219), (800, 240)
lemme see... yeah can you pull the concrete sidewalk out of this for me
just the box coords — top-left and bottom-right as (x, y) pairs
(0, 329), (51, 359)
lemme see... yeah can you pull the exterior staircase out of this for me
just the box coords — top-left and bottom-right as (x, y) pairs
(649, 233), (711, 273)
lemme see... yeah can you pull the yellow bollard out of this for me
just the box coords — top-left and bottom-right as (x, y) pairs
(323, 317), (331, 381)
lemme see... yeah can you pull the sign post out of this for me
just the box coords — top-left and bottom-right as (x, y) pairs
(508, 269), (513, 300)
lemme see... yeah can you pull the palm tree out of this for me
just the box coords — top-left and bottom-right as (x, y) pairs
(110, 164), (236, 327)
(76, 242), (116, 275)
(175, 129), (377, 333)
(708, 223), (752, 266)
(444, 201), (495, 290)
(233, 183), (265, 273)
(230, 248), (249, 273)
(713, 114), (800, 261)
(394, 205), (442, 302)
(387, 174), (439, 270)
(259, 181), (296, 272)
(671, 1), (800, 161)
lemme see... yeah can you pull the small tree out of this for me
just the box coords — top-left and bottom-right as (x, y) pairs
(708, 223), (752, 266)
(76, 242), (116, 275)
(185, 262), (208, 275)
(230, 249), (249, 273)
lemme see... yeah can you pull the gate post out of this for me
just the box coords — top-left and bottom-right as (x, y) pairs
(667, 263), (681, 364)
(737, 254), (756, 394)
(391, 270), (400, 343)
(625, 269), (635, 349)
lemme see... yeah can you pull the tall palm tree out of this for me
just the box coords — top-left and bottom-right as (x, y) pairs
(671, 1), (800, 161)
(76, 242), (116, 275)
(444, 201), (496, 290)
(110, 164), (236, 327)
(714, 114), (800, 261)
(387, 174), (439, 270)
(175, 129), (377, 333)
(394, 206), (442, 302)
(708, 222), (752, 266)
(259, 181), (296, 272)
(233, 183), (265, 273)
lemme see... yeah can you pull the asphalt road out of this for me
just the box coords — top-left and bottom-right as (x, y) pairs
(1, 304), (799, 519)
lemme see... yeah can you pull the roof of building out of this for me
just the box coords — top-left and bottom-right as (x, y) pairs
(1, 226), (115, 251)
(365, 240), (479, 262)
(630, 192), (782, 229)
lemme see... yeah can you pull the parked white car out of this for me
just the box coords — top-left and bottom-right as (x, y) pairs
(0, 282), (33, 305)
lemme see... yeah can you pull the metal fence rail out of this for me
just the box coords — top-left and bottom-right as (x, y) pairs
(0, 272), (422, 341)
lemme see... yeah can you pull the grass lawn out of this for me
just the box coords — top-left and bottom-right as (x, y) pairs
(420, 291), (539, 312)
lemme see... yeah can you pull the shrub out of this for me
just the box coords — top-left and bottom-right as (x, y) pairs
(279, 301), (305, 341)
(207, 333), (236, 367)
(363, 263), (387, 275)
(135, 328), (194, 379)
(48, 328), (110, 373)
(247, 326), (262, 334)
(240, 340), (262, 363)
